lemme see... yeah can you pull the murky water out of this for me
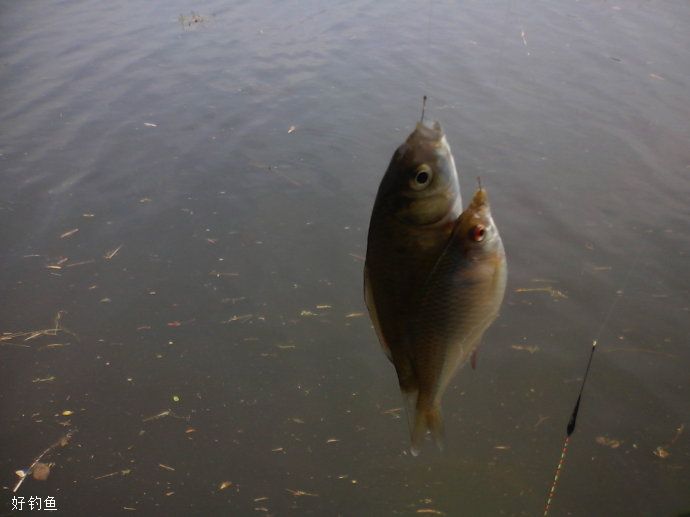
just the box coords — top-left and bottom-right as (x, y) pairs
(1, 1), (689, 515)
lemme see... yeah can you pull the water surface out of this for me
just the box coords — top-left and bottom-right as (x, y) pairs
(1, 1), (689, 515)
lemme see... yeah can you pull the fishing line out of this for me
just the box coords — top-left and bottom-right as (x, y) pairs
(421, 0), (434, 115)
(543, 237), (645, 516)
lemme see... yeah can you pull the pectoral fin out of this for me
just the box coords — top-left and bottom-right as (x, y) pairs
(364, 265), (392, 361)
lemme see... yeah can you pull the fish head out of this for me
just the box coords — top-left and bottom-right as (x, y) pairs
(376, 121), (461, 226)
(456, 187), (505, 262)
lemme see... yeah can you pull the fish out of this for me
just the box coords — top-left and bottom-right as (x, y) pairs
(364, 121), (506, 455)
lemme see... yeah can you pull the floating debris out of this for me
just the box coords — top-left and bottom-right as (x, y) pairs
(494, 444), (511, 450)
(300, 310), (317, 317)
(534, 415), (550, 429)
(158, 463), (175, 471)
(210, 270), (240, 278)
(592, 266), (612, 271)
(595, 436), (621, 449)
(142, 409), (190, 422)
(653, 446), (670, 459)
(1, 311), (76, 345)
(514, 286), (567, 299)
(288, 125), (297, 134)
(382, 407), (402, 419)
(143, 410), (171, 422)
(32, 376), (56, 383)
(94, 470), (131, 480)
(511, 344), (539, 354)
(223, 314), (252, 323)
(104, 245), (123, 260)
(179, 11), (205, 27)
(31, 463), (51, 481)
(219, 480), (233, 490)
(652, 423), (685, 459)
(285, 489), (318, 497)
(144, 122), (158, 127)
(326, 438), (339, 444)
(17, 464), (51, 482)
(417, 510), (445, 515)
(345, 312), (364, 318)
(65, 259), (95, 268)
(13, 428), (77, 492)
(0, 342), (30, 348)
(61, 410), (74, 416)
(222, 296), (246, 304)
(670, 424), (685, 445)
(60, 228), (79, 239)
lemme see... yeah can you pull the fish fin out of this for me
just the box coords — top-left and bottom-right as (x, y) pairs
(364, 265), (392, 361)
(410, 404), (445, 456)
(471, 349), (478, 370)
(401, 389), (418, 440)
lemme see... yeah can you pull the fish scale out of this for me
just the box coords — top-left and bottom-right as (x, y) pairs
(407, 188), (507, 454)
(365, 121), (507, 455)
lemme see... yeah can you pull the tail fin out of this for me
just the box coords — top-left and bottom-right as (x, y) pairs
(402, 390), (418, 440)
(410, 403), (445, 456)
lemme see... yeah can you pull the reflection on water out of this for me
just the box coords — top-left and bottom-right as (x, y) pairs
(1, 1), (689, 515)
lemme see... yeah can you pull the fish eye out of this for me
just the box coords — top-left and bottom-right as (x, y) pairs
(470, 224), (486, 242)
(410, 165), (433, 191)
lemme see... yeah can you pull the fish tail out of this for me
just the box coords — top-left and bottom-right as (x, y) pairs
(410, 403), (445, 456)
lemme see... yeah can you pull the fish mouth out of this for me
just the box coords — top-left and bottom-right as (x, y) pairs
(408, 120), (445, 146)
(403, 121), (452, 167)
(469, 188), (489, 209)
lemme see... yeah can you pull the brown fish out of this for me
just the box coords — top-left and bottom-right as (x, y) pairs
(365, 122), (506, 455)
